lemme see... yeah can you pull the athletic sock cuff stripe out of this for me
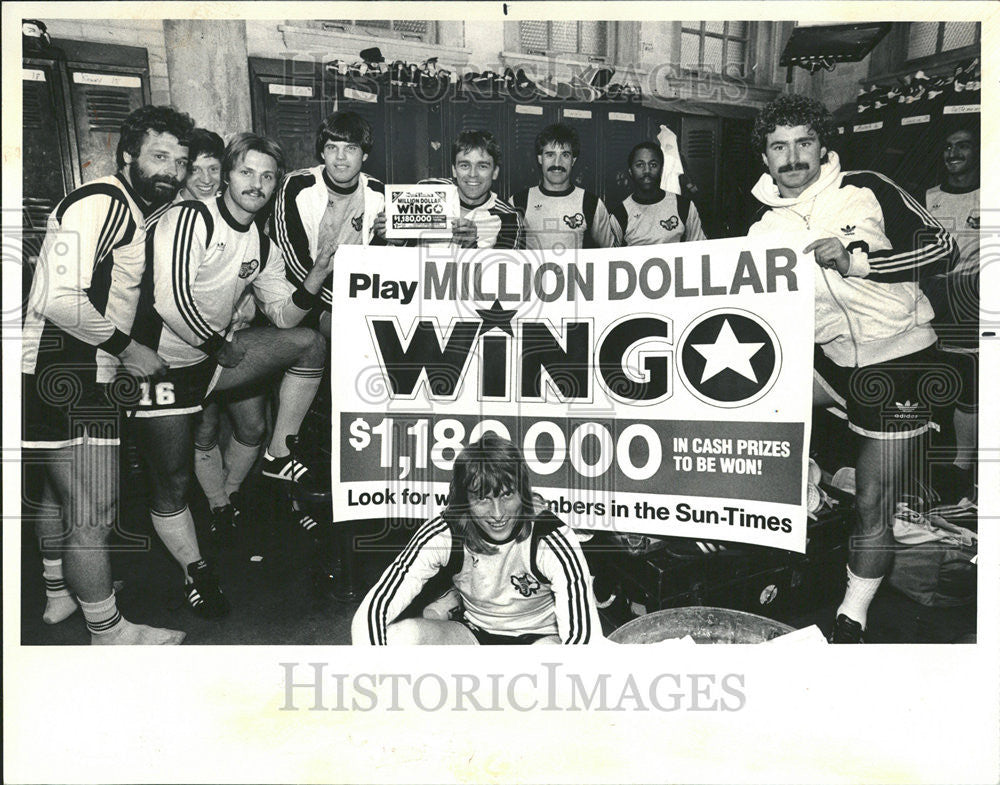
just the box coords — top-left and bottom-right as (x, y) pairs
(286, 367), (325, 377)
(86, 609), (122, 633)
(195, 441), (219, 451)
(151, 506), (190, 519)
(230, 433), (263, 448)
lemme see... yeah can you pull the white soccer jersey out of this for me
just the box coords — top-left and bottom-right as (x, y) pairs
(23, 174), (171, 383)
(354, 513), (602, 645)
(512, 184), (619, 250)
(417, 177), (525, 249)
(137, 196), (314, 368)
(610, 190), (706, 246)
(925, 184), (979, 275)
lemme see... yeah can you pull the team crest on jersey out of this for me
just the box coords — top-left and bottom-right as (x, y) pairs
(563, 212), (584, 229)
(239, 258), (259, 278)
(967, 214), (980, 229)
(660, 216), (679, 231)
(351, 214), (363, 232)
(510, 573), (540, 597)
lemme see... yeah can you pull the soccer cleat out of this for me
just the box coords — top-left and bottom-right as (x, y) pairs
(261, 451), (310, 483)
(207, 504), (236, 543)
(184, 559), (230, 619)
(828, 613), (864, 644)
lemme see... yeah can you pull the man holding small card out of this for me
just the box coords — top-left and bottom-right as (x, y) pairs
(415, 130), (525, 249)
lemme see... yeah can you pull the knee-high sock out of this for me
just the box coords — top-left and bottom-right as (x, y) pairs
(223, 434), (261, 497)
(953, 409), (977, 471)
(267, 367), (323, 457)
(151, 507), (201, 577)
(194, 441), (229, 508)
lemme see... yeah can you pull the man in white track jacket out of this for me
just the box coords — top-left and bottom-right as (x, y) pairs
(747, 95), (958, 643)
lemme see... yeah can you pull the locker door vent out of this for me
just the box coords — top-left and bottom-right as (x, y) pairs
(276, 99), (315, 137)
(85, 89), (134, 132)
(23, 84), (44, 129)
(685, 129), (715, 159)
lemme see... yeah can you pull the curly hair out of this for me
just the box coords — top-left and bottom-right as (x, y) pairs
(115, 105), (195, 169)
(535, 123), (580, 158)
(751, 94), (834, 156)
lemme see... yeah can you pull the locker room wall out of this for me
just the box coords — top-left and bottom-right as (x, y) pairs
(248, 61), (740, 231)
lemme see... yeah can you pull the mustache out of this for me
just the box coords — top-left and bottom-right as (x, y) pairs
(242, 189), (266, 197)
(777, 162), (810, 174)
(547, 166), (566, 172)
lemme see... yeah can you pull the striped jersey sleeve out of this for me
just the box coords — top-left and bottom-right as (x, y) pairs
(30, 184), (137, 353)
(492, 196), (525, 249)
(351, 517), (453, 645)
(841, 171), (958, 282)
(151, 201), (223, 352)
(272, 169), (317, 291)
(535, 525), (601, 644)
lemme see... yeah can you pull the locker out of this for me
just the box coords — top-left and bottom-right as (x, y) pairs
(553, 101), (600, 194)
(21, 40), (150, 265)
(680, 114), (720, 228)
(333, 75), (388, 184)
(250, 58), (329, 174)
(505, 102), (558, 200)
(66, 64), (148, 183)
(21, 61), (71, 263)
(599, 103), (646, 211)
(384, 85), (447, 184)
(446, 88), (508, 192)
(717, 117), (756, 237)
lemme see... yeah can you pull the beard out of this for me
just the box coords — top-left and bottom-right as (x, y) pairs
(128, 159), (180, 205)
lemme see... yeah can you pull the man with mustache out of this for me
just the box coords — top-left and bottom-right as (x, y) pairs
(747, 95), (958, 643)
(22, 105), (193, 643)
(922, 123), (980, 503)
(610, 141), (707, 246)
(512, 123), (619, 250)
(128, 133), (333, 617)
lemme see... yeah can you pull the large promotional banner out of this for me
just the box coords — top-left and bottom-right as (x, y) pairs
(331, 236), (815, 552)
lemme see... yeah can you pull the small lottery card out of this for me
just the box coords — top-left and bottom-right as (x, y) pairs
(385, 183), (459, 240)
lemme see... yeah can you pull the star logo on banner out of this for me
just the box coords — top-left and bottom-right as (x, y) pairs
(476, 299), (517, 337)
(690, 318), (764, 384)
(679, 310), (780, 407)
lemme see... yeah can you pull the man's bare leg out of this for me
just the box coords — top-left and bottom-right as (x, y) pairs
(385, 618), (479, 644)
(35, 478), (78, 623)
(214, 326), (326, 480)
(44, 443), (184, 644)
(193, 402), (229, 509)
(132, 413), (228, 617)
(834, 433), (914, 634)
